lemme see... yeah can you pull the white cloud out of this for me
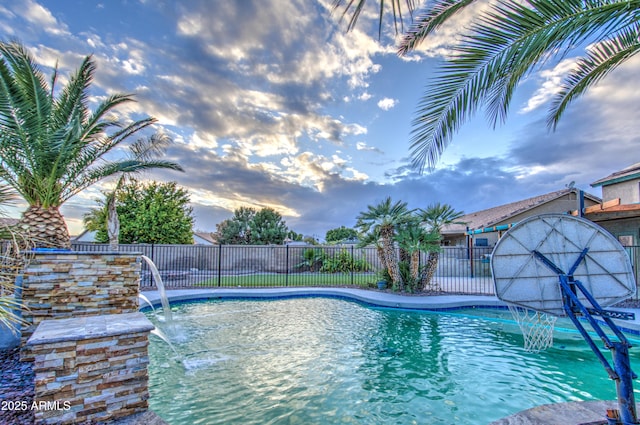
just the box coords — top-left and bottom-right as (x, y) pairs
(22, 0), (69, 36)
(377, 97), (398, 110)
(520, 58), (577, 114)
(356, 142), (383, 154)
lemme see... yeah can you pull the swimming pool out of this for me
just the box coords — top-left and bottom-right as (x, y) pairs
(146, 297), (640, 424)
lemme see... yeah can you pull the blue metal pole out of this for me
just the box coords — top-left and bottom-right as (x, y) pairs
(612, 342), (639, 425)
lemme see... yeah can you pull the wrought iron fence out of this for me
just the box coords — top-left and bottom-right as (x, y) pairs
(71, 242), (640, 296)
(71, 242), (500, 294)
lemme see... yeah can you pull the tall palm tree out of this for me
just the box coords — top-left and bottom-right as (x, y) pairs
(356, 196), (412, 289)
(417, 203), (465, 289)
(334, 1), (640, 170)
(0, 41), (181, 248)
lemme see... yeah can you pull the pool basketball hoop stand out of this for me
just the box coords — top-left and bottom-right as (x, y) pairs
(532, 248), (639, 425)
(492, 214), (640, 425)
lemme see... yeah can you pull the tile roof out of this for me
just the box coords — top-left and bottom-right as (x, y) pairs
(442, 188), (599, 234)
(591, 162), (640, 187)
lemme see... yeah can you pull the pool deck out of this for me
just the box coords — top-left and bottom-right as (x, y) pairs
(142, 287), (640, 425)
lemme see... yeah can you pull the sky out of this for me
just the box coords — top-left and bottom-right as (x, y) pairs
(1, 0), (639, 241)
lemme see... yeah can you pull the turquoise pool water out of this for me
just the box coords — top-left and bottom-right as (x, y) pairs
(146, 297), (640, 424)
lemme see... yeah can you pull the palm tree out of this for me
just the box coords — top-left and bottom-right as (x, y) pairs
(0, 41), (182, 248)
(417, 203), (465, 289)
(356, 197), (412, 289)
(395, 221), (440, 285)
(334, 1), (640, 170)
(357, 227), (388, 273)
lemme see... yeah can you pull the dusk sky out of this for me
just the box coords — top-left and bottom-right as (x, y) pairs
(1, 0), (639, 240)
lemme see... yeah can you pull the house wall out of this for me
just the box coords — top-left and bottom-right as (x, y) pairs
(601, 180), (640, 204)
(593, 217), (640, 246)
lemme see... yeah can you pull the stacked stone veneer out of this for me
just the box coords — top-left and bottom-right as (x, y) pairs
(27, 312), (154, 424)
(21, 252), (141, 353)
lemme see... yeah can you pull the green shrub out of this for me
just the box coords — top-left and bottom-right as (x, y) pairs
(320, 249), (372, 273)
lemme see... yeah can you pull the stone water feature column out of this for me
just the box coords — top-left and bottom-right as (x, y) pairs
(26, 312), (154, 424)
(20, 251), (141, 360)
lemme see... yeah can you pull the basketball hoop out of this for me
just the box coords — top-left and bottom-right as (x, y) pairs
(491, 214), (640, 425)
(507, 304), (557, 352)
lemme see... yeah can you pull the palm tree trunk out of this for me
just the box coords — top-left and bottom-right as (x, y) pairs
(421, 251), (439, 290)
(380, 226), (402, 290)
(410, 251), (420, 281)
(107, 196), (120, 251)
(376, 245), (388, 272)
(19, 205), (71, 248)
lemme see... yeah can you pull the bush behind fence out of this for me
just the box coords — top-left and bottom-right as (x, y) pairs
(72, 243), (640, 297)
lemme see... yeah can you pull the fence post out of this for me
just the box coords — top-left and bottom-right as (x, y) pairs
(350, 245), (354, 286)
(217, 244), (222, 287)
(285, 245), (289, 287)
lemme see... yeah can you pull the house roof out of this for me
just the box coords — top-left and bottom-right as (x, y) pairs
(442, 188), (600, 235)
(591, 162), (640, 187)
(193, 232), (217, 245)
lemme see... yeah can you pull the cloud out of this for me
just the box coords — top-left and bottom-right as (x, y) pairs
(520, 59), (577, 114)
(356, 142), (384, 154)
(20, 0), (70, 37)
(377, 97), (398, 110)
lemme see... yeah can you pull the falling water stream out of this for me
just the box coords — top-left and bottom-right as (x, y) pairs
(140, 255), (182, 360)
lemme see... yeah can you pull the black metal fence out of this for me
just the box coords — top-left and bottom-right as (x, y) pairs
(71, 242), (497, 294)
(70, 242), (640, 297)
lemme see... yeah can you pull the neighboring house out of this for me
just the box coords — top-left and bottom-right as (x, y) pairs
(74, 229), (97, 242)
(193, 232), (216, 245)
(587, 162), (640, 247)
(441, 188), (601, 248)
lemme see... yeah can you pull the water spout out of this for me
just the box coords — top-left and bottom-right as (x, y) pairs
(138, 292), (156, 314)
(140, 255), (172, 325)
(150, 328), (181, 360)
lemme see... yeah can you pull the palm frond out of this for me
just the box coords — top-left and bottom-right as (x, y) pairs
(549, 23), (640, 128)
(409, 0), (640, 171)
(398, 0), (474, 56)
(129, 132), (175, 162)
(332, 0), (419, 37)
(0, 42), (52, 140)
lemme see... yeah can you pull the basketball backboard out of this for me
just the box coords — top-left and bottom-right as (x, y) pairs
(491, 214), (636, 316)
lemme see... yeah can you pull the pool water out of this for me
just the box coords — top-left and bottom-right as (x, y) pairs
(146, 297), (640, 425)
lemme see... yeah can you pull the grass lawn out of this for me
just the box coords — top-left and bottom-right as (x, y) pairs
(196, 272), (379, 288)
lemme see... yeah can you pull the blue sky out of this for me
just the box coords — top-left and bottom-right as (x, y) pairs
(1, 0), (639, 240)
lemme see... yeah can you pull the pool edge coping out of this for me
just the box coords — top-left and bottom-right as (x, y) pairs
(139, 287), (640, 334)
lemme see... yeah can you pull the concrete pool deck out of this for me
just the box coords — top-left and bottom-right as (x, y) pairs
(141, 287), (640, 425)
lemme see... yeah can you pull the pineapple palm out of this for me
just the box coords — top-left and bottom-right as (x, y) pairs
(0, 41), (181, 247)
(356, 197), (412, 289)
(334, 0), (640, 170)
(417, 203), (465, 289)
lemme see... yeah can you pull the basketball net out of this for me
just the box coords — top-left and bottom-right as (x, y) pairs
(508, 305), (557, 352)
